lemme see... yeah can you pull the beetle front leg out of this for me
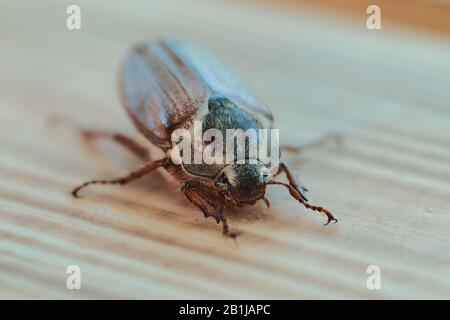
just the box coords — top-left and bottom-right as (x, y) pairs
(275, 163), (309, 201)
(181, 181), (220, 223)
(181, 181), (239, 238)
(281, 133), (341, 153)
(217, 208), (241, 239)
(274, 163), (337, 226)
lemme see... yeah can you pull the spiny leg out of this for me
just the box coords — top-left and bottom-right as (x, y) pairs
(271, 163), (337, 225)
(48, 115), (149, 161)
(81, 129), (149, 161)
(182, 181), (220, 223)
(274, 163), (308, 201)
(181, 181), (239, 238)
(71, 158), (169, 197)
(281, 133), (341, 153)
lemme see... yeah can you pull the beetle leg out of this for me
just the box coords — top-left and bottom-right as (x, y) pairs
(272, 163), (337, 225)
(217, 209), (241, 239)
(181, 181), (221, 223)
(281, 133), (341, 153)
(47, 115), (150, 161)
(81, 129), (149, 161)
(275, 163), (308, 201)
(71, 158), (169, 197)
(181, 182), (239, 238)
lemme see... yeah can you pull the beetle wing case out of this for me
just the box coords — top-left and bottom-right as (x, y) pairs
(119, 39), (273, 151)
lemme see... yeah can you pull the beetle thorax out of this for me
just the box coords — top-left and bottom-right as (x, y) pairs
(181, 96), (264, 179)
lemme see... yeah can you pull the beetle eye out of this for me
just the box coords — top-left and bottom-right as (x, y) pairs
(218, 173), (229, 185)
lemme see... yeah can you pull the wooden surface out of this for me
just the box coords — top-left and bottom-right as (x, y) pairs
(1, 0), (450, 299)
(276, 0), (450, 38)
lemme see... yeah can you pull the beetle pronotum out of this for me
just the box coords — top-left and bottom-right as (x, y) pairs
(71, 39), (337, 238)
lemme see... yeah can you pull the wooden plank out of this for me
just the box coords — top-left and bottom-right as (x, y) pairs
(0, 0), (449, 299)
(271, 0), (450, 38)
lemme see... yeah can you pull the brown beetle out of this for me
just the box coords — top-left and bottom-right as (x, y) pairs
(71, 39), (337, 238)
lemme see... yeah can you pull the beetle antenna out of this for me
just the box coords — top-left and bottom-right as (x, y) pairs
(267, 180), (337, 225)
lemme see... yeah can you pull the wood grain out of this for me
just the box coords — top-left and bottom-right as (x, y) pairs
(270, 0), (450, 38)
(0, 0), (449, 299)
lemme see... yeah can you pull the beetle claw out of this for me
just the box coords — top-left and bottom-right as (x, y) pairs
(71, 190), (81, 198)
(202, 211), (220, 224)
(323, 217), (338, 226)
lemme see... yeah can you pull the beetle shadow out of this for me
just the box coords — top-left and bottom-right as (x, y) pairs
(223, 201), (273, 223)
(67, 140), (333, 235)
(80, 172), (339, 240)
(128, 173), (273, 224)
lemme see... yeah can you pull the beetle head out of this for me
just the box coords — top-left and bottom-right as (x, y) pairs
(215, 161), (271, 205)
